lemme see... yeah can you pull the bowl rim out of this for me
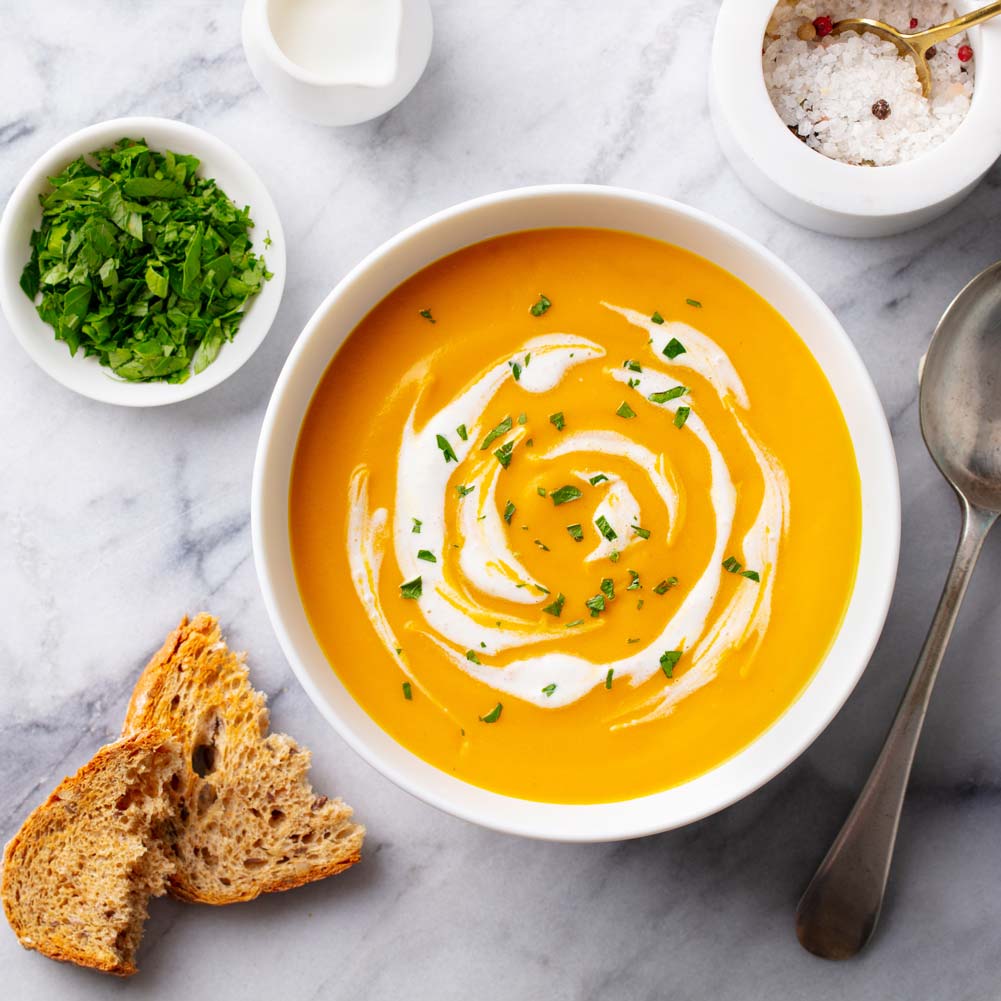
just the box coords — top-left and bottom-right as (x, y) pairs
(0, 116), (286, 407)
(713, 0), (1001, 218)
(252, 183), (901, 842)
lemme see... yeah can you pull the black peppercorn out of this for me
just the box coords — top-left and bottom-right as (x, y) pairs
(872, 98), (891, 120)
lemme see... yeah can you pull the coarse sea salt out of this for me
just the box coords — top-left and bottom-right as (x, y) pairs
(763, 1), (975, 166)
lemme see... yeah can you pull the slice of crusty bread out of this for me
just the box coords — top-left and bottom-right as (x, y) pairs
(2, 733), (181, 976)
(122, 614), (364, 905)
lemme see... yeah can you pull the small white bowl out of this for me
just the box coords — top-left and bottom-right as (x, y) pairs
(0, 117), (285, 407)
(711, 0), (1001, 237)
(252, 185), (901, 842)
(242, 0), (433, 126)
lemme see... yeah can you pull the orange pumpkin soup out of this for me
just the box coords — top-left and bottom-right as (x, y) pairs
(289, 228), (861, 803)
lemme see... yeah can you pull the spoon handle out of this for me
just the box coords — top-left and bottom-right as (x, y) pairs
(914, 1), (1001, 49)
(795, 499), (996, 960)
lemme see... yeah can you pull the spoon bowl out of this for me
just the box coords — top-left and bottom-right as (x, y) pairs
(921, 261), (1001, 512)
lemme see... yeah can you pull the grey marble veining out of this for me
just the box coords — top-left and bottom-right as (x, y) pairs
(2, 2), (1001, 998)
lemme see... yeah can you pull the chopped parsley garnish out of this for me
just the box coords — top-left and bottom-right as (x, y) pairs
(627, 378), (640, 389)
(651, 311), (665, 325)
(686, 298), (702, 308)
(417, 549), (437, 563)
(533, 583), (551, 595)
(480, 416), (513, 450)
(534, 539), (550, 551)
(524, 352), (532, 367)
(543, 593), (566, 616)
(542, 683), (557, 697)
(466, 650), (481, 664)
(456, 484), (475, 497)
(649, 385), (687, 404)
(494, 440), (515, 468)
(419, 308), (435, 323)
(567, 523), (584, 542)
(509, 360), (522, 381)
(653, 577), (678, 595)
(566, 618), (585, 628)
(605, 668), (614, 689)
(589, 474), (609, 486)
(628, 637), (641, 644)
(632, 525), (651, 540)
(525, 438), (534, 447)
(411, 517), (423, 534)
(537, 486), (548, 497)
(663, 337), (687, 360)
(627, 569), (641, 590)
(530, 293), (552, 316)
(615, 400), (637, 419)
(595, 515), (617, 542)
(400, 577), (422, 600)
(456, 424), (468, 441)
(624, 359), (642, 372)
(479, 703), (503, 723)
(722, 556), (760, 582)
(436, 434), (458, 462)
(585, 594), (606, 617)
(518, 412), (528, 425)
(402, 681), (413, 700)
(600, 578), (615, 601)
(503, 500), (516, 524)
(674, 406), (691, 429)
(549, 411), (565, 431)
(609, 550), (620, 563)
(660, 650), (682, 678)
(637, 599), (644, 610)
(551, 485), (582, 506)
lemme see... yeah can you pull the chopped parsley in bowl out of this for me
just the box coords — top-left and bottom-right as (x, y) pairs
(20, 138), (270, 384)
(0, 117), (285, 406)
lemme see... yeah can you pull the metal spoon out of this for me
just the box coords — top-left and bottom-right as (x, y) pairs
(831, 1), (1001, 97)
(795, 260), (1001, 960)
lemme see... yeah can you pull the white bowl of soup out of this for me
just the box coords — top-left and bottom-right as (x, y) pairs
(252, 185), (899, 841)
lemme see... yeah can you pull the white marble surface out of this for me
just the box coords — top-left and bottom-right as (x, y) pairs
(2, 1), (1000, 998)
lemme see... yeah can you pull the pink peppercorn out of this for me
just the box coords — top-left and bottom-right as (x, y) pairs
(958, 44), (973, 62)
(813, 15), (834, 37)
(909, 17), (918, 29)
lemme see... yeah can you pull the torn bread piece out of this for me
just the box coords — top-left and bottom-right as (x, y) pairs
(2, 734), (181, 976)
(123, 614), (364, 905)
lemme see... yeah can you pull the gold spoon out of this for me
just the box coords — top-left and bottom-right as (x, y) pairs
(831, 1), (1001, 97)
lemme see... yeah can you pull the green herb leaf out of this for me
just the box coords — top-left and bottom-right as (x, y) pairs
(632, 525), (651, 540)
(651, 311), (665, 324)
(663, 337), (687, 360)
(660, 650), (682, 678)
(627, 637), (641, 644)
(436, 434), (458, 462)
(589, 474), (609, 486)
(534, 539), (550, 551)
(686, 298), (702, 308)
(616, 400), (637, 419)
(595, 515), (617, 542)
(585, 594), (606, 617)
(480, 416), (513, 450)
(609, 550), (620, 563)
(674, 406), (691, 429)
(537, 486), (548, 497)
(649, 385), (687, 404)
(605, 668), (614, 689)
(479, 702), (503, 723)
(400, 577), (423, 600)
(723, 556), (760, 582)
(466, 650), (481, 664)
(567, 523), (584, 542)
(626, 569), (641, 590)
(653, 576), (678, 595)
(543, 593), (566, 617)
(623, 359), (642, 372)
(550, 485), (582, 506)
(503, 500), (516, 524)
(457, 484), (475, 497)
(518, 412), (528, 425)
(600, 578), (615, 601)
(549, 411), (565, 431)
(494, 440), (515, 468)
(509, 360), (522, 381)
(530, 293), (551, 316)
(566, 618), (585, 628)
(411, 517), (423, 534)
(456, 424), (468, 441)
(419, 308), (435, 323)
(417, 549), (437, 563)
(542, 683), (557, 697)
(627, 377), (640, 389)
(402, 681), (413, 700)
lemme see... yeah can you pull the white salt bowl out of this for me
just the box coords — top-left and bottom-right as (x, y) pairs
(710, 0), (1001, 237)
